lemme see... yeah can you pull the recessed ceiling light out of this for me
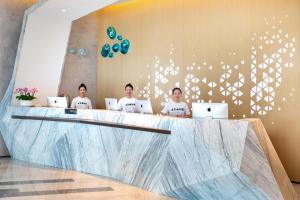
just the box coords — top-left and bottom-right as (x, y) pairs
(61, 8), (67, 12)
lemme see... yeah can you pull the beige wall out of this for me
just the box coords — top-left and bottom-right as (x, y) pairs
(59, 13), (98, 107)
(93, 0), (300, 180)
(0, 0), (37, 101)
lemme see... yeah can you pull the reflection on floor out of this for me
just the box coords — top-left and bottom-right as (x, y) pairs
(0, 158), (172, 200)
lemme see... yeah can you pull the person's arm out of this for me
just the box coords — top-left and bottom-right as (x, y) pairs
(70, 98), (76, 109)
(183, 104), (191, 118)
(161, 104), (169, 115)
(117, 99), (122, 111)
(88, 99), (92, 109)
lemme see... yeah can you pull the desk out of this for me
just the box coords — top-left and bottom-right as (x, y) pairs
(0, 107), (297, 200)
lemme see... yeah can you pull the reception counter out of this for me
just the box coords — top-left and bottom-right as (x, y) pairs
(0, 107), (297, 200)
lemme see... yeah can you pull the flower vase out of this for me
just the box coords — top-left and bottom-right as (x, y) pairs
(19, 100), (34, 107)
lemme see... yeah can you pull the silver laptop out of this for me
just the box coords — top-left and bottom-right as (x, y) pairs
(47, 97), (68, 108)
(105, 98), (118, 110)
(192, 103), (228, 119)
(135, 100), (153, 114)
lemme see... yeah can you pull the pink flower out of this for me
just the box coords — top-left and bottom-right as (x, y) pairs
(15, 88), (23, 94)
(32, 88), (38, 94)
(15, 87), (38, 95)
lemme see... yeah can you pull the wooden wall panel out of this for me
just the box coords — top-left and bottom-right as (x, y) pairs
(68, 0), (300, 180)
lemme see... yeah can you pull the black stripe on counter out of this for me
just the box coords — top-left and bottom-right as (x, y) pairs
(11, 115), (171, 135)
(0, 178), (74, 186)
(0, 187), (114, 198)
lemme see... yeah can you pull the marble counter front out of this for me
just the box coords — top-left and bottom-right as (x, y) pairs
(0, 107), (297, 199)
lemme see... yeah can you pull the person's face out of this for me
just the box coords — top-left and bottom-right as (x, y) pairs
(79, 87), (87, 97)
(125, 86), (133, 98)
(173, 90), (182, 102)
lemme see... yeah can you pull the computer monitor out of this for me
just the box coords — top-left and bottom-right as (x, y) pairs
(135, 100), (153, 114)
(47, 97), (68, 108)
(105, 98), (118, 110)
(192, 103), (228, 119)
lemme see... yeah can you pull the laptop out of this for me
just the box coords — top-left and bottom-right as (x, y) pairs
(47, 97), (68, 108)
(135, 100), (153, 114)
(192, 103), (228, 119)
(105, 98), (118, 110)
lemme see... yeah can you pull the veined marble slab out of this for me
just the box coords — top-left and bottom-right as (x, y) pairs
(0, 106), (296, 199)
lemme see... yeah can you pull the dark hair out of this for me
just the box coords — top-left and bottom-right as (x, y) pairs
(172, 87), (182, 95)
(78, 83), (87, 90)
(125, 83), (134, 90)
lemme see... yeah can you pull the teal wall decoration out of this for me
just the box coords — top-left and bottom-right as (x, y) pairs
(68, 47), (77, 54)
(101, 44), (111, 57)
(120, 39), (130, 54)
(78, 48), (88, 57)
(100, 26), (131, 59)
(117, 35), (123, 41)
(68, 47), (89, 58)
(112, 43), (120, 52)
(107, 26), (117, 39)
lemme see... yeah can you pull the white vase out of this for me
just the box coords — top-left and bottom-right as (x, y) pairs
(19, 100), (34, 107)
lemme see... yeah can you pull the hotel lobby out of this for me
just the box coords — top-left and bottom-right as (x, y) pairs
(0, 0), (300, 199)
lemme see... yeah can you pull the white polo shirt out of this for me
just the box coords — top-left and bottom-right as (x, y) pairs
(161, 101), (190, 116)
(118, 97), (137, 113)
(71, 96), (92, 109)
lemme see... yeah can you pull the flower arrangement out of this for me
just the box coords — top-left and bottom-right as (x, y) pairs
(15, 87), (38, 101)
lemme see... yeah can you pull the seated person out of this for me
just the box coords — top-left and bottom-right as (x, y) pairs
(118, 83), (137, 113)
(161, 87), (191, 118)
(70, 83), (92, 109)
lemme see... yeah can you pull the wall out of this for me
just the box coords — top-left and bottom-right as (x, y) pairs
(0, 0), (36, 101)
(11, 0), (122, 106)
(0, 0), (37, 156)
(12, 13), (72, 106)
(58, 13), (98, 107)
(92, 0), (300, 180)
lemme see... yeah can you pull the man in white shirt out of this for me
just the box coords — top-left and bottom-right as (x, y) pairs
(161, 88), (191, 118)
(118, 83), (137, 113)
(71, 83), (92, 109)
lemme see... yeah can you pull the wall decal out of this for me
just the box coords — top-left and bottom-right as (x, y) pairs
(68, 47), (89, 58)
(101, 44), (111, 57)
(108, 52), (114, 58)
(107, 26), (117, 39)
(137, 16), (296, 118)
(120, 39), (130, 54)
(68, 47), (77, 54)
(112, 43), (120, 52)
(117, 35), (123, 41)
(78, 48), (88, 57)
(100, 26), (131, 58)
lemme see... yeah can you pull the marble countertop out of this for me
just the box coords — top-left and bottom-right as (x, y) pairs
(0, 106), (297, 199)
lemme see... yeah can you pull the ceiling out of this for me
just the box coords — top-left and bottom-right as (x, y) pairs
(30, 0), (127, 21)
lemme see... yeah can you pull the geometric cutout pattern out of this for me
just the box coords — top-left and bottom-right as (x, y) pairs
(250, 17), (296, 115)
(137, 16), (296, 117)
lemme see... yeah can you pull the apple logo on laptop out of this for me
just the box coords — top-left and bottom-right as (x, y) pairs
(207, 107), (212, 112)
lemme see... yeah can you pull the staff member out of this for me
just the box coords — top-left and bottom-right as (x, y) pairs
(118, 83), (137, 113)
(161, 87), (191, 118)
(71, 83), (92, 109)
